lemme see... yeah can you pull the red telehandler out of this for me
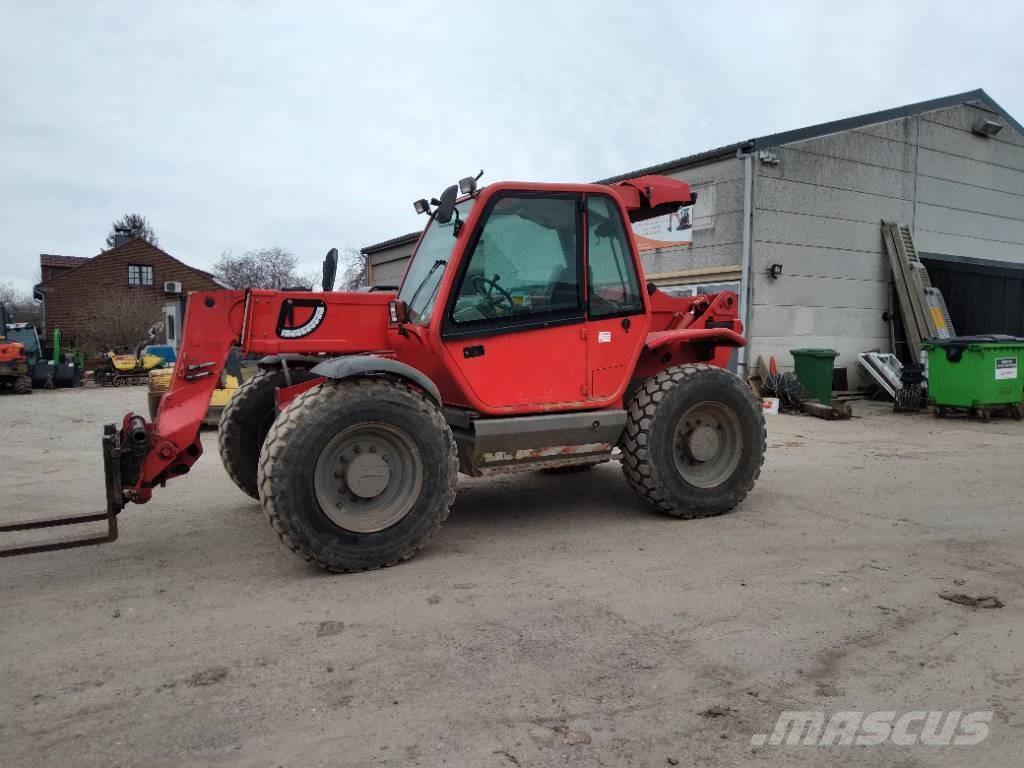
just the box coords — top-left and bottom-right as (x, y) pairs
(0, 174), (765, 571)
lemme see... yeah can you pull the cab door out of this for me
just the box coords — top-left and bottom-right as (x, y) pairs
(440, 192), (588, 410)
(583, 194), (649, 401)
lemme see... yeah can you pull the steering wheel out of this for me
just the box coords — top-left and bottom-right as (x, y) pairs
(471, 274), (515, 316)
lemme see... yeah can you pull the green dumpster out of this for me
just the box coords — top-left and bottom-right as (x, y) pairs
(924, 335), (1024, 413)
(790, 348), (838, 404)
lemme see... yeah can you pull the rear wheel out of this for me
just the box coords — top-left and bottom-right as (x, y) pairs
(621, 364), (765, 518)
(218, 367), (319, 499)
(14, 375), (32, 394)
(258, 378), (458, 572)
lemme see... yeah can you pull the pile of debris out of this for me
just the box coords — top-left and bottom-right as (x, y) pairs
(750, 356), (851, 420)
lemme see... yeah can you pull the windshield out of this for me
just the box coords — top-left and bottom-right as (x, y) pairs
(397, 198), (475, 325)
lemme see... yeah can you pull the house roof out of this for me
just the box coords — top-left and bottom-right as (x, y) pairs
(37, 238), (221, 289)
(40, 254), (90, 269)
(361, 231), (420, 255)
(597, 88), (1022, 184)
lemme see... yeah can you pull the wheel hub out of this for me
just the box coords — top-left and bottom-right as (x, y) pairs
(687, 424), (721, 462)
(344, 452), (391, 498)
(313, 423), (423, 533)
(673, 401), (743, 489)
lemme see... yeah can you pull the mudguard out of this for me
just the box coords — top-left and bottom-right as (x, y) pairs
(257, 353), (323, 370)
(310, 355), (442, 404)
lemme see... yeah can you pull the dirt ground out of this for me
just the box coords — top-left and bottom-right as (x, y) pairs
(1, 386), (1022, 767)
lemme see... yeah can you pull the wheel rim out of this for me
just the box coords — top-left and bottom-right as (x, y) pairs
(672, 401), (744, 489)
(313, 422), (423, 533)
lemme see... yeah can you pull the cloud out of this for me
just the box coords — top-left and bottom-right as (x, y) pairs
(1, 0), (1021, 292)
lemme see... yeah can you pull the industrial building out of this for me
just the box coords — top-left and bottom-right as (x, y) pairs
(362, 90), (1024, 385)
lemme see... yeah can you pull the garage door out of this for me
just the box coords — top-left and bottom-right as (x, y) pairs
(369, 256), (410, 289)
(921, 254), (1024, 337)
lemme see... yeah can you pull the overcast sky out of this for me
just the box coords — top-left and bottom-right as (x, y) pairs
(2, 1), (1022, 292)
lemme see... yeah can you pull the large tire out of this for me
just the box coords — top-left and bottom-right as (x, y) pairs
(621, 364), (765, 518)
(218, 367), (319, 499)
(15, 375), (32, 394)
(258, 377), (458, 573)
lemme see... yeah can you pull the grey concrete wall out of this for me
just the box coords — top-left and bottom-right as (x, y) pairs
(749, 101), (1024, 386)
(366, 241), (416, 287)
(640, 157), (746, 280)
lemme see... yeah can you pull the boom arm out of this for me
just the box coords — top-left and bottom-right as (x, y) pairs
(115, 288), (395, 506)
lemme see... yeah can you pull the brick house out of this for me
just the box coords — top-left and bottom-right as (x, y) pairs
(34, 238), (221, 349)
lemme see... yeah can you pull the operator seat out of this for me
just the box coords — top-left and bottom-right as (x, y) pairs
(548, 264), (578, 310)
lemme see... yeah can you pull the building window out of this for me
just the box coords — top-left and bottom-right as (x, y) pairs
(128, 264), (154, 286)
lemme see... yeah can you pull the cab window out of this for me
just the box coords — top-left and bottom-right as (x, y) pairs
(586, 195), (643, 318)
(450, 195), (580, 327)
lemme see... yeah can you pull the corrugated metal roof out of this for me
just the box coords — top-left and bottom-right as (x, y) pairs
(360, 231), (420, 255)
(598, 89), (1021, 183)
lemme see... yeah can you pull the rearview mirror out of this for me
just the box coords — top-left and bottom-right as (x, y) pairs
(433, 184), (459, 224)
(388, 299), (410, 324)
(322, 248), (338, 292)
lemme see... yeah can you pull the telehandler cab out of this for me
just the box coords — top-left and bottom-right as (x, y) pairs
(0, 174), (766, 570)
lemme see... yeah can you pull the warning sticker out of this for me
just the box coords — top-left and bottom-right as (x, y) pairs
(598, 331), (612, 344)
(995, 357), (1017, 381)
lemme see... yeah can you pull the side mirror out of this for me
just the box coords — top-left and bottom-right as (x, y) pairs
(647, 281), (658, 296)
(322, 248), (338, 292)
(388, 299), (410, 324)
(433, 184), (459, 224)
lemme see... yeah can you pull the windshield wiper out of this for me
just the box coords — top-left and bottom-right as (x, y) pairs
(406, 259), (447, 312)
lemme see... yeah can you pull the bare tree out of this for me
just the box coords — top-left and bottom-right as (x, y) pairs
(212, 247), (310, 289)
(73, 289), (163, 355)
(0, 281), (42, 327)
(105, 213), (159, 250)
(339, 248), (368, 291)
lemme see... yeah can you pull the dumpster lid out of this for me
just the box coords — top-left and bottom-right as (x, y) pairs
(789, 348), (839, 358)
(925, 334), (1024, 348)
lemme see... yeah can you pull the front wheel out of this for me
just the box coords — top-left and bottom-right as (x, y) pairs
(218, 367), (319, 499)
(621, 364), (765, 518)
(258, 378), (458, 572)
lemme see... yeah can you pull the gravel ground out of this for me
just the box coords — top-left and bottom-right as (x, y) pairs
(1, 386), (1022, 767)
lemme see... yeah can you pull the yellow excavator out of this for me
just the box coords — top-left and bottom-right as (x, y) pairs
(97, 322), (167, 386)
(148, 349), (245, 426)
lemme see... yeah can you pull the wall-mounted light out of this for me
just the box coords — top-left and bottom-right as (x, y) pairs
(972, 119), (1003, 137)
(769, 263), (783, 279)
(758, 149), (780, 165)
